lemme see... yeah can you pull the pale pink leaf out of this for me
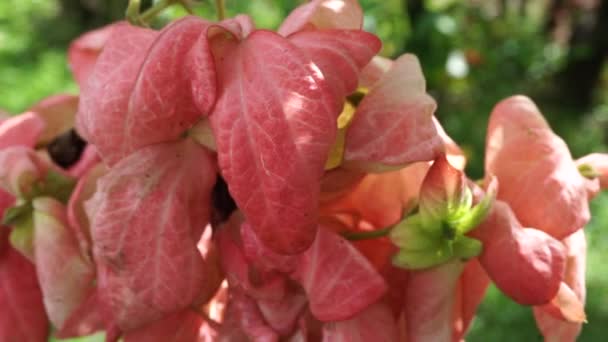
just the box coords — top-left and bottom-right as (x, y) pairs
(533, 229), (587, 341)
(485, 95), (589, 239)
(293, 227), (387, 321)
(124, 310), (204, 342)
(241, 221), (298, 274)
(219, 290), (279, 342)
(32, 197), (95, 330)
(77, 17), (223, 165)
(452, 258), (490, 341)
(321, 162), (429, 228)
(28, 94), (79, 145)
(288, 29), (382, 106)
(469, 201), (566, 305)
(434, 116), (467, 170)
(87, 140), (216, 329)
(209, 30), (339, 254)
(279, 0), (363, 36)
(0, 112), (45, 149)
(67, 162), (106, 259)
(0, 246), (49, 342)
(404, 260), (464, 342)
(68, 23), (119, 87)
(0, 146), (48, 197)
(321, 302), (397, 342)
(418, 154), (468, 221)
(257, 292), (308, 336)
(359, 56), (393, 88)
(216, 222), (288, 301)
(56, 291), (107, 338)
(345, 54), (443, 170)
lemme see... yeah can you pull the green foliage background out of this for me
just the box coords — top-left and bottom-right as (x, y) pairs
(1, 0), (607, 341)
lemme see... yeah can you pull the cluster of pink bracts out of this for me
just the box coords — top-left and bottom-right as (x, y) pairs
(1, 0), (607, 341)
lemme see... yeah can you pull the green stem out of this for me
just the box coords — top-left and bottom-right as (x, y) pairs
(139, 0), (174, 23)
(342, 226), (393, 241)
(215, 0), (226, 20)
(125, 0), (142, 24)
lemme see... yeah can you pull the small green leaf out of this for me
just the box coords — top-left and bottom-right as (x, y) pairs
(392, 242), (453, 270)
(389, 214), (440, 251)
(446, 186), (473, 226)
(9, 214), (34, 260)
(30, 170), (76, 204)
(453, 236), (483, 260)
(2, 201), (32, 226)
(456, 179), (497, 234)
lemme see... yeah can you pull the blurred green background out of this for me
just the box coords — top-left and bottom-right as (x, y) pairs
(1, 0), (607, 341)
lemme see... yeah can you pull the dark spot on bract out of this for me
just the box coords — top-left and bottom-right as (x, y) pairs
(47, 129), (87, 168)
(211, 175), (237, 228)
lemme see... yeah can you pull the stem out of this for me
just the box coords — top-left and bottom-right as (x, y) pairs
(215, 0), (226, 20)
(342, 226), (393, 241)
(139, 0), (174, 23)
(125, 0), (142, 24)
(178, 0), (194, 14)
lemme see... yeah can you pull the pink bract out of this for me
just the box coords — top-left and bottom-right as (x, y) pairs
(470, 201), (565, 305)
(77, 16), (249, 165)
(344, 54), (443, 171)
(0, 246), (49, 342)
(278, 0), (363, 37)
(485, 95), (590, 239)
(0, 112), (45, 149)
(293, 227), (387, 321)
(32, 197), (95, 331)
(68, 23), (119, 87)
(210, 28), (379, 254)
(86, 140), (216, 330)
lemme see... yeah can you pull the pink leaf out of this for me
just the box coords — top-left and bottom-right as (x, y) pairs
(469, 201), (566, 305)
(0, 112), (45, 149)
(485, 95), (590, 239)
(293, 227), (387, 321)
(56, 291), (107, 338)
(279, 0), (363, 37)
(68, 23), (119, 87)
(241, 222), (298, 274)
(288, 29), (381, 105)
(216, 221), (288, 301)
(452, 258), (490, 341)
(418, 154), (467, 221)
(32, 197), (96, 330)
(67, 145), (100, 178)
(404, 261), (464, 342)
(67, 163), (106, 259)
(359, 56), (393, 88)
(0, 146), (48, 198)
(0, 189), (14, 254)
(257, 291), (308, 336)
(219, 290), (279, 342)
(321, 302), (397, 342)
(77, 17), (236, 165)
(434, 116), (467, 170)
(328, 162), (429, 227)
(28, 94), (79, 145)
(533, 229), (587, 341)
(0, 246), (49, 342)
(209, 30), (339, 254)
(124, 310), (204, 342)
(87, 140), (216, 329)
(345, 54), (443, 170)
